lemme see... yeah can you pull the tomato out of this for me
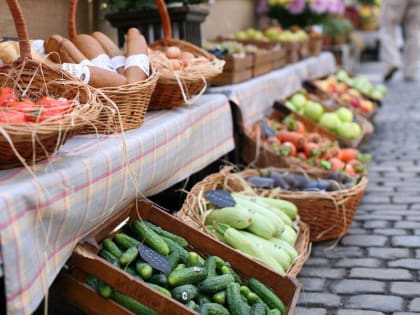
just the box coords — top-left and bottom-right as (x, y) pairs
(0, 110), (26, 123)
(0, 87), (18, 106)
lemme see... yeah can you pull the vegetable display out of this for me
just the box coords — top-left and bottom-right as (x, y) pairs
(87, 220), (287, 314)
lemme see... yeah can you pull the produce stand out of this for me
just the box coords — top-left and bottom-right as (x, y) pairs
(0, 94), (234, 315)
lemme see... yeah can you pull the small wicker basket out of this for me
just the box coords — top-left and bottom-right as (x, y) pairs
(148, 0), (225, 109)
(0, 0), (101, 169)
(177, 167), (311, 277)
(68, 0), (158, 134)
(238, 167), (368, 242)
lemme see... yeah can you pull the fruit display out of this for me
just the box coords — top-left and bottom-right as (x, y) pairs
(249, 115), (370, 175)
(285, 92), (364, 141)
(235, 27), (309, 43)
(201, 190), (300, 276)
(87, 219), (288, 314)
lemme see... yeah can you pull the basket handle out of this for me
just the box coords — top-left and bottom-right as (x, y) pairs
(68, 0), (78, 41)
(155, 0), (173, 40)
(6, 0), (31, 59)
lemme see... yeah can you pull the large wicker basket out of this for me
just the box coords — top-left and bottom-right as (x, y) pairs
(148, 0), (225, 109)
(68, 0), (158, 134)
(0, 0), (101, 169)
(238, 167), (368, 242)
(177, 167), (311, 277)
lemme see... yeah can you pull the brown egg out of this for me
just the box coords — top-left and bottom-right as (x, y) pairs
(168, 59), (183, 71)
(179, 51), (195, 66)
(165, 46), (182, 59)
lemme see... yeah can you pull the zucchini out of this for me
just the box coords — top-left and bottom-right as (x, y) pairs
(199, 303), (230, 315)
(267, 310), (281, 315)
(131, 220), (169, 256)
(136, 262), (153, 280)
(113, 291), (158, 315)
(268, 238), (298, 263)
(167, 266), (208, 287)
(206, 225), (226, 243)
(205, 206), (253, 229)
(146, 283), (172, 297)
(167, 251), (180, 272)
(144, 221), (188, 247)
(98, 281), (113, 299)
(212, 290), (226, 305)
(119, 246), (139, 266)
(199, 274), (235, 294)
(226, 282), (251, 315)
(162, 236), (189, 262)
(98, 249), (120, 268)
(172, 284), (199, 303)
(279, 225), (298, 246)
(187, 252), (202, 267)
(247, 278), (286, 314)
(204, 256), (218, 278)
(102, 239), (123, 258)
(114, 233), (140, 250)
(149, 274), (168, 288)
(250, 303), (267, 315)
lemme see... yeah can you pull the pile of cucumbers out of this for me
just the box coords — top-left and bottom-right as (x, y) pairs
(87, 219), (287, 315)
(204, 192), (300, 275)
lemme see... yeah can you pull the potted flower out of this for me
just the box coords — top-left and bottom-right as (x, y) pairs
(101, 0), (210, 47)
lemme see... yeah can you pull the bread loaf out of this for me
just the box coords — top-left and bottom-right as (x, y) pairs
(124, 28), (149, 83)
(91, 31), (125, 74)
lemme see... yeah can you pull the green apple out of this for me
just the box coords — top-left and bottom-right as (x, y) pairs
(336, 122), (355, 140)
(350, 122), (362, 138)
(285, 101), (296, 111)
(290, 93), (307, 110)
(336, 70), (349, 81)
(375, 84), (387, 94)
(335, 107), (353, 122)
(235, 31), (247, 40)
(303, 101), (324, 122)
(370, 88), (384, 100)
(319, 112), (341, 132)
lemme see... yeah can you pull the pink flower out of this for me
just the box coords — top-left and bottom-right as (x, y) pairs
(309, 0), (329, 14)
(287, 0), (306, 14)
(327, 0), (345, 14)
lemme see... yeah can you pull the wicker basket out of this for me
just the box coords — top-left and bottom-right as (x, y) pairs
(237, 168), (368, 242)
(308, 37), (323, 57)
(148, 0), (224, 109)
(176, 167), (311, 277)
(0, 0), (101, 169)
(68, 0), (158, 134)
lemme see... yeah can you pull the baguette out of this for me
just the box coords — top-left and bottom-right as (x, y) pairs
(91, 31), (125, 75)
(124, 28), (149, 83)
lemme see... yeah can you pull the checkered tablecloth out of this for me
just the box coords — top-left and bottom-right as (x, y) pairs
(208, 52), (337, 129)
(0, 94), (234, 315)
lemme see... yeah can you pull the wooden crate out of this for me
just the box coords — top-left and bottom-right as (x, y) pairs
(272, 49), (287, 70)
(211, 54), (253, 85)
(252, 51), (273, 77)
(58, 201), (301, 315)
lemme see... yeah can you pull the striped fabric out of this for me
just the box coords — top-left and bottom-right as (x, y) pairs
(0, 94), (234, 315)
(209, 52), (337, 128)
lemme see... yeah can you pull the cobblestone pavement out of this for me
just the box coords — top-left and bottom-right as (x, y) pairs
(296, 63), (420, 315)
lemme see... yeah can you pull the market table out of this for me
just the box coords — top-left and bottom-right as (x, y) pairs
(208, 52), (337, 129)
(0, 94), (234, 315)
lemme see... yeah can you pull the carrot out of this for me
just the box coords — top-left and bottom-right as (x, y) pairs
(329, 157), (345, 171)
(295, 121), (306, 134)
(340, 148), (358, 163)
(276, 131), (306, 149)
(344, 164), (356, 175)
(323, 146), (341, 160)
(303, 142), (321, 158)
(306, 132), (322, 144)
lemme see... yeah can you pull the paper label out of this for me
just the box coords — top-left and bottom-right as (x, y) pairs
(91, 54), (115, 72)
(124, 54), (150, 77)
(111, 55), (126, 70)
(62, 63), (90, 84)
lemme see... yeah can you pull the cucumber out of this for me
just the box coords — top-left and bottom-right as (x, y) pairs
(247, 278), (286, 314)
(131, 220), (169, 256)
(120, 246), (139, 266)
(98, 281), (113, 299)
(250, 303), (267, 315)
(199, 274), (235, 294)
(167, 251), (180, 272)
(220, 264), (242, 285)
(113, 291), (159, 315)
(146, 283), (172, 297)
(167, 266), (208, 287)
(144, 221), (188, 247)
(196, 292), (212, 305)
(205, 206), (253, 229)
(162, 237), (189, 262)
(279, 225), (298, 246)
(187, 252), (202, 267)
(114, 233), (140, 250)
(240, 286), (251, 297)
(186, 300), (200, 311)
(226, 282), (251, 315)
(102, 239), (123, 258)
(267, 309), (281, 315)
(149, 274), (168, 288)
(247, 292), (261, 306)
(204, 256), (218, 278)
(199, 303), (230, 315)
(206, 225), (226, 243)
(172, 284), (199, 303)
(85, 276), (99, 290)
(98, 249), (121, 268)
(135, 262), (153, 280)
(174, 263), (186, 271)
(126, 267), (139, 278)
(212, 290), (226, 305)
